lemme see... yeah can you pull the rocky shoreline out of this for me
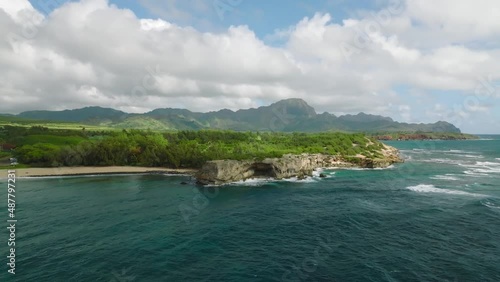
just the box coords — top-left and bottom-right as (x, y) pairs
(7, 145), (403, 185)
(195, 144), (403, 185)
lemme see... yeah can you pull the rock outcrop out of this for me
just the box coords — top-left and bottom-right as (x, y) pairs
(195, 144), (403, 185)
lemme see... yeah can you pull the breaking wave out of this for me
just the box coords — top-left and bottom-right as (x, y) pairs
(421, 158), (465, 165)
(406, 184), (486, 197)
(430, 174), (460, 181)
(461, 161), (500, 176)
(481, 199), (500, 210)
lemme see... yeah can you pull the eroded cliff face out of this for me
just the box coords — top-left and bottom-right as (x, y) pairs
(195, 144), (403, 185)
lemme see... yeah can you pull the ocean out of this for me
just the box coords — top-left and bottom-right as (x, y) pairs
(1, 137), (499, 281)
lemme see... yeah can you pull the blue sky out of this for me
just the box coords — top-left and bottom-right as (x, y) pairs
(2, 0), (498, 133)
(30, 0), (385, 36)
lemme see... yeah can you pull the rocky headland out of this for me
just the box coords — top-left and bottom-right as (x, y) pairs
(196, 144), (403, 185)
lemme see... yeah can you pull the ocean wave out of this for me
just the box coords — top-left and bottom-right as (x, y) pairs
(282, 176), (317, 183)
(463, 171), (490, 177)
(421, 158), (465, 165)
(406, 184), (486, 197)
(447, 150), (479, 154)
(461, 161), (500, 175)
(219, 169), (339, 186)
(477, 161), (500, 166)
(230, 174), (325, 186)
(230, 178), (274, 186)
(401, 149), (430, 155)
(430, 174), (460, 181)
(402, 149), (478, 157)
(481, 199), (500, 210)
(312, 168), (323, 177)
(312, 169), (336, 178)
(376, 165), (395, 170)
(458, 154), (484, 159)
(342, 165), (395, 171)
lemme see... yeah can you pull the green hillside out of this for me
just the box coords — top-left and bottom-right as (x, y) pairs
(8, 98), (462, 133)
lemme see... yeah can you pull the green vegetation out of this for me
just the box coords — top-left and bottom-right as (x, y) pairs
(111, 116), (171, 131)
(8, 99), (462, 133)
(0, 115), (115, 131)
(1, 125), (386, 169)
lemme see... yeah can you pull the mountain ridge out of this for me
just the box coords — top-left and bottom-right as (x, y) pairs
(15, 98), (461, 133)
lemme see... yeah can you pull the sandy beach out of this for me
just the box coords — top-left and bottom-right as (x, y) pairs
(2, 166), (197, 178)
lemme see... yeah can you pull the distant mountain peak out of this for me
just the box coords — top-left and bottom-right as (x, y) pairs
(13, 99), (461, 133)
(272, 97), (308, 104)
(268, 98), (317, 118)
(19, 106), (127, 123)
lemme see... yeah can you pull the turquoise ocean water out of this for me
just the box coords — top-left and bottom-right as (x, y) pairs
(1, 137), (499, 281)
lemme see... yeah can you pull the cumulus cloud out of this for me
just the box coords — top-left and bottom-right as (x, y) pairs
(0, 0), (499, 133)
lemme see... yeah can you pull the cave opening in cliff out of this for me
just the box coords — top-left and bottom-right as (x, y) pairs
(252, 163), (276, 178)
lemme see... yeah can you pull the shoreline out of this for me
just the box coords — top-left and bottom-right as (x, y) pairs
(0, 163), (399, 182)
(1, 166), (197, 178)
(196, 148), (403, 185)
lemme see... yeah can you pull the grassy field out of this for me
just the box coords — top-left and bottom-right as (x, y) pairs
(0, 116), (115, 131)
(13, 135), (87, 146)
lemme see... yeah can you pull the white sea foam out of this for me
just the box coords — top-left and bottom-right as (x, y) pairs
(342, 165), (395, 171)
(477, 161), (500, 166)
(461, 161), (500, 175)
(430, 174), (460, 181)
(230, 178), (274, 186)
(311, 169), (336, 179)
(376, 165), (395, 170)
(406, 184), (485, 197)
(282, 177), (317, 183)
(404, 149), (431, 155)
(463, 171), (489, 177)
(312, 168), (323, 177)
(422, 158), (465, 165)
(481, 199), (500, 209)
(344, 168), (371, 171)
(459, 154), (484, 159)
(230, 174), (322, 186)
(442, 150), (479, 155)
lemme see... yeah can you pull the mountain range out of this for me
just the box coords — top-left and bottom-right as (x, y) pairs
(15, 98), (461, 133)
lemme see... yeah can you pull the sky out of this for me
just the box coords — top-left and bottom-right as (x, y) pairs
(0, 0), (499, 133)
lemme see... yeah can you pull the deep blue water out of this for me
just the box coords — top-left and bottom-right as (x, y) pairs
(1, 137), (500, 281)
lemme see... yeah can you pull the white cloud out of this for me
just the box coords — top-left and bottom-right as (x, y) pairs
(0, 0), (499, 133)
(0, 0), (42, 24)
(407, 0), (500, 38)
(140, 19), (172, 31)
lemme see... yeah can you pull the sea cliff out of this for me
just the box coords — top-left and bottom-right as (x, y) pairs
(196, 145), (403, 185)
